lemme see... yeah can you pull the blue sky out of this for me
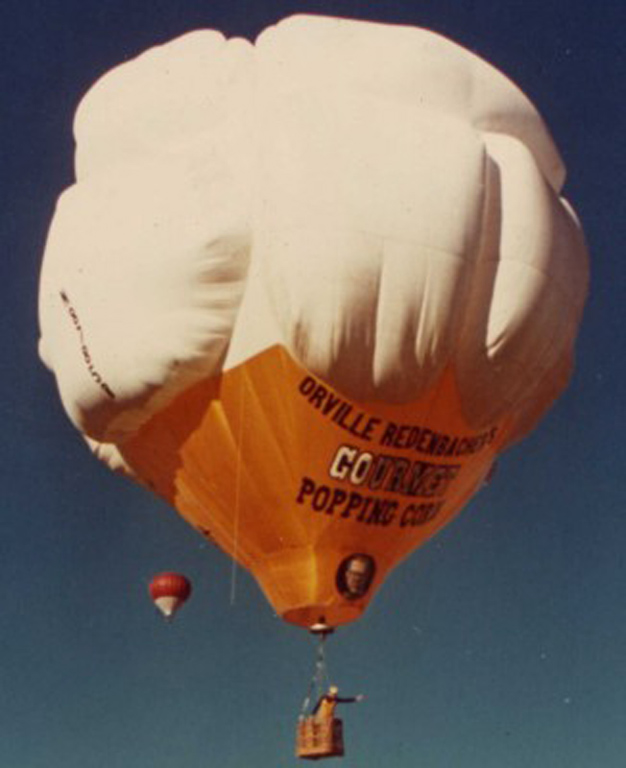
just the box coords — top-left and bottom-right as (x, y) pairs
(3, 1), (625, 766)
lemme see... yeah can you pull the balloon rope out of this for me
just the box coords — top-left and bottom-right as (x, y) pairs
(229, 377), (246, 605)
(301, 634), (330, 716)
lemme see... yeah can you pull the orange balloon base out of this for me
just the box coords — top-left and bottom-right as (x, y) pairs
(121, 345), (510, 628)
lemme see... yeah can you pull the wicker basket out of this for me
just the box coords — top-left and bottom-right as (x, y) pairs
(296, 716), (345, 759)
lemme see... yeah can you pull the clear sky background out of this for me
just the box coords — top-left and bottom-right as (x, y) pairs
(3, 1), (625, 766)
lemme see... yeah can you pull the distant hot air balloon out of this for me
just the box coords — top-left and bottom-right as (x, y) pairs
(38, 15), (588, 631)
(149, 572), (192, 620)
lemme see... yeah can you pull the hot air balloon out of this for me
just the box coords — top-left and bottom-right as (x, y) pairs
(149, 572), (192, 620)
(38, 15), (588, 633)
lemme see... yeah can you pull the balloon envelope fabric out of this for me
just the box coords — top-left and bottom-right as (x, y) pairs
(38, 15), (588, 628)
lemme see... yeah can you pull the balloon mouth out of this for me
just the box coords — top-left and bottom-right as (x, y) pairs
(283, 603), (364, 630)
(153, 595), (181, 618)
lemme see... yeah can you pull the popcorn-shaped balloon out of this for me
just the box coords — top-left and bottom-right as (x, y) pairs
(39, 15), (588, 629)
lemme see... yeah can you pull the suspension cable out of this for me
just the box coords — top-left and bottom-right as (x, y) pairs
(301, 631), (332, 716)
